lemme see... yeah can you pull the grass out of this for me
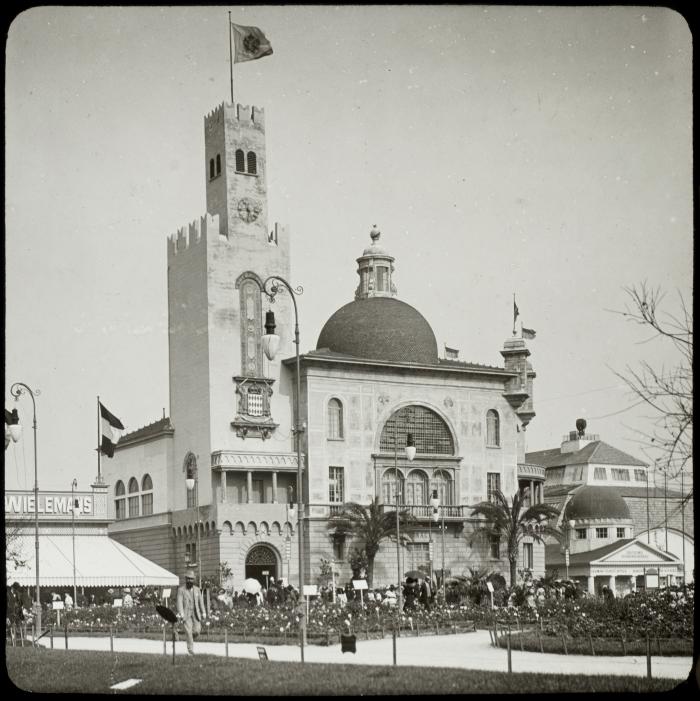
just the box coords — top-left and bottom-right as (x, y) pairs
(6, 647), (686, 695)
(493, 631), (693, 657)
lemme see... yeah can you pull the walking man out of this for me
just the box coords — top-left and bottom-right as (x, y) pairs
(176, 569), (206, 655)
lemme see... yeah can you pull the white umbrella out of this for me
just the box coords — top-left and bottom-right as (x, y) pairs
(242, 578), (262, 594)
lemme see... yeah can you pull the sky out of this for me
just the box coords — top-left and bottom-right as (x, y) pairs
(5, 6), (692, 492)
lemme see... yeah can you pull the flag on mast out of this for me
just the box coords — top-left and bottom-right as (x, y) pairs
(99, 402), (124, 458)
(522, 326), (537, 340)
(513, 298), (519, 324)
(231, 22), (273, 63)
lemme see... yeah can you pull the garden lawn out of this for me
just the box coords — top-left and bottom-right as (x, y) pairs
(6, 648), (684, 695)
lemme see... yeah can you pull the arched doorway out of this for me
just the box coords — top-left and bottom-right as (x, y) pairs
(245, 544), (278, 589)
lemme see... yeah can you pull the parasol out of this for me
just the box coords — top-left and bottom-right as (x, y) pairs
(404, 570), (424, 580)
(242, 578), (263, 594)
(155, 604), (178, 624)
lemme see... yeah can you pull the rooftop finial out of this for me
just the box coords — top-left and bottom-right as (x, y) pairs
(370, 225), (381, 244)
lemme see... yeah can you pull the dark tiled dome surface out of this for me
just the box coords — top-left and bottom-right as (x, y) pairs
(564, 485), (631, 521)
(316, 297), (438, 364)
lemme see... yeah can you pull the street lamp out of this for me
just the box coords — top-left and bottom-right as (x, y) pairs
(10, 382), (41, 641)
(260, 276), (305, 599)
(430, 489), (445, 599)
(394, 421), (415, 613)
(71, 478), (78, 609)
(185, 461), (201, 588)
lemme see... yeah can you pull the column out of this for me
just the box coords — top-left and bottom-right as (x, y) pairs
(247, 471), (253, 504)
(530, 480), (535, 505)
(609, 575), (616, 597)
(272, 472), (278, 503)
(587, 575), (595, 595)
(221, 471), (227, 502)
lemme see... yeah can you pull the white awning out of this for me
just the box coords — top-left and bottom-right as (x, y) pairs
(6, 533), (178, 587)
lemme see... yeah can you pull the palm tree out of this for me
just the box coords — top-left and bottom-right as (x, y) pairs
(327, 497), (415, 587)
(469, 488), (562, 586)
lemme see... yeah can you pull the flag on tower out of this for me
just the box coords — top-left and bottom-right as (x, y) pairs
(231, 22), (273, 63)
(513, 299), (520, 324)
(522, 327), (537, 340)
(100, 402), (124, 458)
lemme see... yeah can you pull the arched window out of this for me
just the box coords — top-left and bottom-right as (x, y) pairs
(209, 158), (215, 179)
(327, 398), (343, 439)
(406, 469), (429, 505)
(216, 154), (221, 175)
(379, 406), (454, 455)
(486, 410), (500, 447)
(381, 468), (404, 504)
(431, 469), (453, 506)
(128, 477), (140, 517)
(235, 149), (245, 172)
(247, 151), (257, 174)
(115, 480), (126, 520)
(141, 474), (153, 516)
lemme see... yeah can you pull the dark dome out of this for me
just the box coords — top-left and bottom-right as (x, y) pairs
(564, 486), (630, 521)
(316, 297), (438, 364)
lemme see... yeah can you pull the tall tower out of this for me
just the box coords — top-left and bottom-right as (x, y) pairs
(167, 101), (293, 511)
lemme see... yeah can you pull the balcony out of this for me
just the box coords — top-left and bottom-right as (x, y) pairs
(517, 463), (546, 480)
(308, 502), (469, 520)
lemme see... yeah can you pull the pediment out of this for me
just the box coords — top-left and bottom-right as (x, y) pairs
(594, 539), (679, 565)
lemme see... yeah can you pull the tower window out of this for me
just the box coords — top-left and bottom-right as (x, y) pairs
(329, 466), (344, 503)
(209, 158), (215, 180)
(115, 480), (126, 520)
(128, 477), (140, 518)
(576, 528), (587, 539)
(487, 472), (501, 502)
(247, 151), (257, 175)
(327, 398), (344, 439)
(486, 410), (500, 447)
(216, 154), (221, 175)
(141, 473), (154, 516)
(235, 149), (245, 172)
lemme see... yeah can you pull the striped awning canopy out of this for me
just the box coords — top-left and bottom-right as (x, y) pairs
(6, 533), (178, 587)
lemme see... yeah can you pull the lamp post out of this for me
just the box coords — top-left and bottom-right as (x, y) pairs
(430, 489), (445, 599)
(393, 415), (415, 614)
(565, 519), (575, 581)
(10, 382), (41, 641)
(286, 485), (295, 586)
(185, 463), (201, 588)
(680, 468), (686, 583)
(71, 478), (78, 608)
(260, 276), (304, 599)
(659, 462), (669, 553)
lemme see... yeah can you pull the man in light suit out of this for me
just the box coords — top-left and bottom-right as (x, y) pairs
(176, 569), (206, 655)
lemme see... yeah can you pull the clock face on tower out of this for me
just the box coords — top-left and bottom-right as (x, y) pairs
(237, 197), (262, 223)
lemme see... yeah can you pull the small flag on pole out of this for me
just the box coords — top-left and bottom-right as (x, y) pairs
(444, 345), (459, 360)
(231, 23), (273, 63)
(100, 402), (124, 458)
(522, 327), (537, 340)
(513, 299), (519, 324)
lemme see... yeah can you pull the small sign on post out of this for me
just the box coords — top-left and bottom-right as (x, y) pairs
(486, 581), (495, 609)
(112, 599), (123, 608)
(257, 646), (268, 662)
(353, 579), (368, 603)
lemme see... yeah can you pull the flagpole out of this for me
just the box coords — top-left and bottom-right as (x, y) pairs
(512, 294), (517, 337)
(228, 12), (234, 104)
(97, 396), (102, 484)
